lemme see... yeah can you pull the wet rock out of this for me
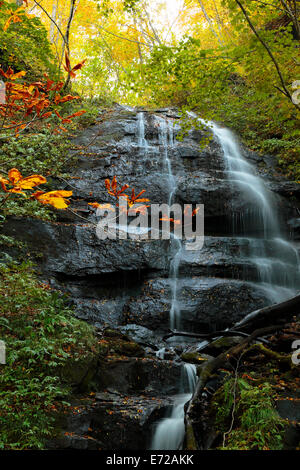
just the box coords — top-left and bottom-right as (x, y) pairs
(283, 424), (300, 449)
(47, 393), (171, 450)
(276, 399), (300, 421)
(122, 277), (270, 332)
(3, 217), (170, 277)
(288, 217), (300, 240)
(60, 354), (98, 391)
(97, 329), (146, 358)
(119, 324), (164, 350)
(96, 357), (182, 396)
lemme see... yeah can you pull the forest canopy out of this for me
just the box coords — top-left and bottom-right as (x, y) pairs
(0, 0), (297, 178)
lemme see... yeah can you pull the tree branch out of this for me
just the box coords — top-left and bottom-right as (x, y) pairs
(235, 0), (300, 111)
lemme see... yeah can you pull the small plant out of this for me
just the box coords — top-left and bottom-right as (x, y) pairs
(213, 376), (287, 450)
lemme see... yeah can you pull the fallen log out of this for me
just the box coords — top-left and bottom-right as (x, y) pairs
(163, 328), (270, 344)
(165, 294), (300, 346)
(232, 292), (300, 331)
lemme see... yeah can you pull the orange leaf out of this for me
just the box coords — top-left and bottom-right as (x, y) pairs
(17, 174), (47, 189)
(72, 59), (87, 72)
(105, 179), (111, 191)
(0, 175), (9, 191)
(32, 190), (72, 209)
(111, 176), (117, 193)
(89, 202), (114, 211)
(42, 111), (52, 119)
(8, 168), (22, 184)
(61, 110), (86, 123)
(135, 198), (150, 203)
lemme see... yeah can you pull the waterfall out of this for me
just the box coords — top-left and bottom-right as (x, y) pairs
(140, 111), (299, 450)
(154, 115), (183, 330)
(150, 115), (197, 450)
(137, 111), (148, 150)
(191, 114), (300, 302)
(155, 115), (177, 206)
(151, 364), (197, 450)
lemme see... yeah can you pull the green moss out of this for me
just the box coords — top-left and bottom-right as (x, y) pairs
(181, 351), (210, 364)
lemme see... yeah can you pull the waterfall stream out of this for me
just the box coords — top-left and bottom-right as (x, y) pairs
(206, 119), (300, 302)
(136, 111), (299, 450)
(151, 114), (197, 449)
(154, 115), (183, 330)
(150, 364), (197, 451)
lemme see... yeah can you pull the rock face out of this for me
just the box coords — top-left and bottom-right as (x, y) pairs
(3, 105), (300, 450)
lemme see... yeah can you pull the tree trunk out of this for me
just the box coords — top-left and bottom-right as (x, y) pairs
(50, 0), (58, 44)
(62, 0), (77, 90)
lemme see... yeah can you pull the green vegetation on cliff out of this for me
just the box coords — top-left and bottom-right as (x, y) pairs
(0, 249), (98, 449)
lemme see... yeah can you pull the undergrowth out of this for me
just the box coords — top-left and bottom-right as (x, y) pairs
(0, 250), (98, 450)
(213, 376), (287, 450)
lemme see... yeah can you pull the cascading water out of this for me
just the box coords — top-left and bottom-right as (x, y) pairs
(137, 111), (298, 451)
(151, 364), (197, 450)
(150, 115), (197, 450)
(191, 114), (300, 303)
(137, 111), (148, 150)
(155, 115), (183, 330)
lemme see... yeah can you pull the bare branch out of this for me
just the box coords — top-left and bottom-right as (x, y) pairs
(235, 0), (300, 111)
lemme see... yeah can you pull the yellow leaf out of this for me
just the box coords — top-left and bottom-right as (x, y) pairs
(32, 190), (72, 209)
(18, 175), (47, 189)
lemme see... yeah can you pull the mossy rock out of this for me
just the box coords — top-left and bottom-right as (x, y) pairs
(181, 351), (211, 364)
(110, 339), (145, 358)
(103, 328), (130, 341)
(116, 110), (137, 118)
(60, 353), (98, 391)
(203, 336), (241, 355)
(95, 132), (123, 143)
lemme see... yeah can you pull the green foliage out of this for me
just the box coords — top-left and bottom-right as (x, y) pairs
(213, 376), (287, 450)
(123, 2), (300, 180)
(0, 132), (69, 174)
(0, 131), (74, 219)
(0, 2), (57, 79)
(0, 259), (97, 450)
(64, 99), (103, 128)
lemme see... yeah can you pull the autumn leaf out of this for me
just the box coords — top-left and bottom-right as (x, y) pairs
(0, 67), (26, 81)
(0, 175), (9, 191)
(192, 207), (201, 216)
(54, 94), (79, 104)
(126, 188), (149, 207)
(32, 190), (72, 209)
(63, 52), (87, 79)
(42, 111), (52, 119)
(88, 202), (114, 211)
(61, 110), (86, 123)
(4, 7), (25, 32)
(0, 168), (47, 193)
(16, 174), (47, 190)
